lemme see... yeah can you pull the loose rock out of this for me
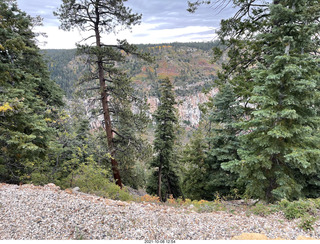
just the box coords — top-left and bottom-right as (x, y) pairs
(0, 184), (319, 240)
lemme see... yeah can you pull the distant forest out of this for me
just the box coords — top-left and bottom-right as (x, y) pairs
(42, 41), (220, 98)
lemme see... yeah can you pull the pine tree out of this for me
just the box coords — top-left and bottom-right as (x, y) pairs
(180, 130), (208, 200)
(190, 0), (320, 201)
(54, 0), (151, 188)
(147, 77), (181, 201)
(0, 0), (63, 183)
(222, 0), (320, 202)
(108, 73), (151, 188)
(205, 84), (242, 197)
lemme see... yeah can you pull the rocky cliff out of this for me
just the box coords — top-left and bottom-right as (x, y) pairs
(147, 87), (219, 126)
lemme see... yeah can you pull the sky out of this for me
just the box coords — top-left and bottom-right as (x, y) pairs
(16, 0), (236, 49)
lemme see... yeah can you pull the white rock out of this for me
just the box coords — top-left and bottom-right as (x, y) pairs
(72, 187), (80, 193)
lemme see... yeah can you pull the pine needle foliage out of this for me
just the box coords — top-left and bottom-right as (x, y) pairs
(222, 0), (320, 202)
(0, 0), (64, 183)
(206, 84), (242, 197)
(147, 77), (181, 201)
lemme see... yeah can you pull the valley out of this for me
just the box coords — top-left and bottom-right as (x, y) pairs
(43, 42), (220, 128)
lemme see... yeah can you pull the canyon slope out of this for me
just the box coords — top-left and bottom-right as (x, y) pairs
(43, 42), (220, 128)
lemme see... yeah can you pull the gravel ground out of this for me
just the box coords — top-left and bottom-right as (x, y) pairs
(0, 183), (319, 240)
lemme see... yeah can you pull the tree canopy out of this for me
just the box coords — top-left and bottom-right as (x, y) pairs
(147, 77), (181, 201)
(213, 0), (320, 202)
(0, 0), (64, 183)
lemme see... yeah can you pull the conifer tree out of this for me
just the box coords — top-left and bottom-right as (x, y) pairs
(189, 0), (270, 111)
(222, 0), (320, 202)
(180, 130), (208, 200)
(205, 84), (242, 197)
(54, 0), (151, 188)
(189, 0), (320, 201)
(0, 0), (63, 183)
(147, 77), (181, 201)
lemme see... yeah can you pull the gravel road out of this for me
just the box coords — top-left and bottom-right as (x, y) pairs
(0, 183), (319, 240)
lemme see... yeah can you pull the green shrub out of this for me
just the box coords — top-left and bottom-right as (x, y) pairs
(28, 172), (50, 185)
(249, 203), (275, 217)
(310, 198), (320, 209)
(192, 199), (226, 213)
(62, 159), (133, 201)
(21, 159), (52, 185)
(279, 199), (316, 220)
(298, 214), (317, 231)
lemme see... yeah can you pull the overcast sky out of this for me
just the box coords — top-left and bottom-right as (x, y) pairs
(16, 0), (236, 49)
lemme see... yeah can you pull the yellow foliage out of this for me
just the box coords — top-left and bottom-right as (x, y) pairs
(0, 102), (13, 112)
(140, 194), (160, 203)
(167, 194), (176, 204)
(184, 198), (192, 205)
(198, 199), (209, 204)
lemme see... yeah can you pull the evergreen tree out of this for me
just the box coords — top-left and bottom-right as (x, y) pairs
(147, 77), (181, 201)
(222, 0), (320, 202)
(189, 0), (320, 201)
(205, 84), (242, 197)
(0, 0), (63, 183)
(108, 73), (151, 188)
(54, 0), (151, 188)
(180, 130), (208, 200)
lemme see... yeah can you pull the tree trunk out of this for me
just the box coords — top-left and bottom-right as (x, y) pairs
(158, 163), (162, 200)
(266, 157), (279, 203)
(98, 62), (123, 188)
(94, 10), (122, 188)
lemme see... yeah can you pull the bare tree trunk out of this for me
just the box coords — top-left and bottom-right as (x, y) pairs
(158, 163), (162, 200)
(95, 10), (122, 188)
(99, 64), (123, 188)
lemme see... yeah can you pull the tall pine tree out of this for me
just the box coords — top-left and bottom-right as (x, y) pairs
(147, 77), (181, 201)
(181, 85), (243, 200)
(205, 84), (242, 198)
(222, 0), (320, 202)
(189, 0), (320, 201)
(54, 0), (151, 188)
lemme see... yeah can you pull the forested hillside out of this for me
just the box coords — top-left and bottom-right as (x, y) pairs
(42, 49), (86, 98)
(42, 42), (220, 127)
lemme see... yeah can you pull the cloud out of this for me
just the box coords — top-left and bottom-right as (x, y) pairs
(17, 0), (60, 26)
(33, 26), (77, 49)
(17, 0), (235, 48)
(105, 24), (217, 45)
